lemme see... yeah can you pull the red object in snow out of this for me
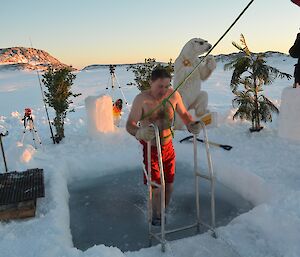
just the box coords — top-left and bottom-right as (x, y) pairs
(24, 108), (32, 117)
(291, 0), (300, 7)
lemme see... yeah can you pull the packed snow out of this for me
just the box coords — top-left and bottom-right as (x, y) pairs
(0, 55), (299, 257)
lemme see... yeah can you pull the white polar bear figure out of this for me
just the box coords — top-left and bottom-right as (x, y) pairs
(173, 38), (216, 130)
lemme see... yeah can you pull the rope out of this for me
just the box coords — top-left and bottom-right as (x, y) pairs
(29, 38), (56, 144)
(140, 0), (255, 122)
(140, 98), (176, 138)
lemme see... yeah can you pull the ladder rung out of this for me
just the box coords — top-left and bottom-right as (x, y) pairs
(150, 232), (165, 243)
(154, 223), (198, 236)
(149, 181), (161, 188)
(195, 172), (212, 181)
(198, 220), (215, 232)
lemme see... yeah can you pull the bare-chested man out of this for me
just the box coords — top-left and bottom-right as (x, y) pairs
(126, 68), (201, 226)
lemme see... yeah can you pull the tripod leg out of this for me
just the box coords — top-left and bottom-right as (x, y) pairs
(20, 129), (27, 145)
(30, 128), (37, 149)
(31, 120), (42, 146)
(0, 136), (8, 172)
(20, 118), (29, 146)
(21, 131), (26, 144)
(33, 129), (42, 146)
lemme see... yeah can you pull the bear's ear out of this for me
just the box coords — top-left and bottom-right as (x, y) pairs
(193, 39), (205, 47)
(191, 39), (198, 48)
(187, 38), (198, 47)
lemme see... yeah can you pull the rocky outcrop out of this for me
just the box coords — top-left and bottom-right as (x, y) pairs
(0, 47), (76, 71)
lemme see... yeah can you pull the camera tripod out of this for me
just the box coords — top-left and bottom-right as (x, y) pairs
(20, 113), (42, 149)
(106, 64), (129, 108)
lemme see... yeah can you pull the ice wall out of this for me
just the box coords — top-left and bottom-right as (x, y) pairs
(85, 94), (115, 135)
(278, 87), (300, 141)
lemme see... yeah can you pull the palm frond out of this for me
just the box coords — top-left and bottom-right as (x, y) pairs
(259, 95), (279, 114)
(232, 90), (255, 121)
(232, 41), (244, 52)
(228, 56), (252, 91)
(240, 34), (251, 56)
(257, 95), (279, 122)
(267, 66), (292, 81)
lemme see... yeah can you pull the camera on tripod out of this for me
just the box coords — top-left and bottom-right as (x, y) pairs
(22, 108), (34, 129)
(20, 108), (42, 149)
(109, 65), (116, 75)
(24, 108), (32, 117)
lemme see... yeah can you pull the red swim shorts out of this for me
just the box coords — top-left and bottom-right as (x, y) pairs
(140, 140), (176, 185)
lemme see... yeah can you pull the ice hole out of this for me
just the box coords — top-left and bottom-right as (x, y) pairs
(68, 162), (253, 252)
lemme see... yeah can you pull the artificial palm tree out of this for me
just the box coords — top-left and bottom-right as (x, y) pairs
(225, 34), (292, 132)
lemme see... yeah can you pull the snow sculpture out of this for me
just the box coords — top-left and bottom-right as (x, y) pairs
(278, 87), (300, 141)
(173, 38), (217, 129)
(85, 94), (115, 134)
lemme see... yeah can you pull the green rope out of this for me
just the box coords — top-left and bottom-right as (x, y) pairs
(164, 98), (176, 138)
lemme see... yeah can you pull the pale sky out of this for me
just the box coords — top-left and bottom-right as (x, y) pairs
(1, 0), (299, 69)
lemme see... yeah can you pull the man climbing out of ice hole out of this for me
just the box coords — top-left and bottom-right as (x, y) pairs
(126, 68), (202, 226)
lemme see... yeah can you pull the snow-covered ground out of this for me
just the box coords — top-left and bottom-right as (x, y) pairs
(0, 55), (300, 257)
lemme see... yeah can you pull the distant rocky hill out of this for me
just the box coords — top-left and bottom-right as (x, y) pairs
(82, 51), (291, 71)
(82, 63), (130, 71)
(0, 48), (290, 72)
(82, 61), (168, 71)
(214, 51), (290, 62)
(0, 47), (75, 71)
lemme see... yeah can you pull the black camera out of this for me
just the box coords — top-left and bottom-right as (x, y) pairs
(109, 65), (116, 75)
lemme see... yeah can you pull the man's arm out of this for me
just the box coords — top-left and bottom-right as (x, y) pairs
(126, 95), (156, 141)
(174, 91), (193, 125)
(174, 91), (204, 135)
(126, 95), (143, 137)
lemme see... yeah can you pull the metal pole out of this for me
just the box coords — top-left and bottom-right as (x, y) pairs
(29, 39), (56, 144)
(0, 132), (8, 173)
(193, 134), (201, 233)
(201, 122), (216, 234)
(150, 124), (166, 252)
(147, 141), (153, 246)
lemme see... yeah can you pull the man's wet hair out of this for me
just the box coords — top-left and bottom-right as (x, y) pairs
(151, 67), (172, 81)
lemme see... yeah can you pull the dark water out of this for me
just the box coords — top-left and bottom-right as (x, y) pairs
(68, 163), (252, 252)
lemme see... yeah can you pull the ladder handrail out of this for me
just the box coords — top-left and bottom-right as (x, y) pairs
(147, 124), (166, 251)
(144, 119), (216, 252)
(195, 120), (216, 230)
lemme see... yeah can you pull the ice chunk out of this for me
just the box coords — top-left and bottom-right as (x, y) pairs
(85, 94), (115, 135)
(278, 87), (300, 141)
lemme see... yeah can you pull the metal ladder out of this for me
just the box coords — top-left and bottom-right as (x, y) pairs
(143, 122), (216, 252)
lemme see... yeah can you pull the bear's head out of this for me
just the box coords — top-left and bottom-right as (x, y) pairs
(182, 38), (212, 57)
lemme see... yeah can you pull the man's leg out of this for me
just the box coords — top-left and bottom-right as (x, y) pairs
(165, 183), (174, 207)
(152, 187), (161, 219)
(152, 183), (173, 219)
